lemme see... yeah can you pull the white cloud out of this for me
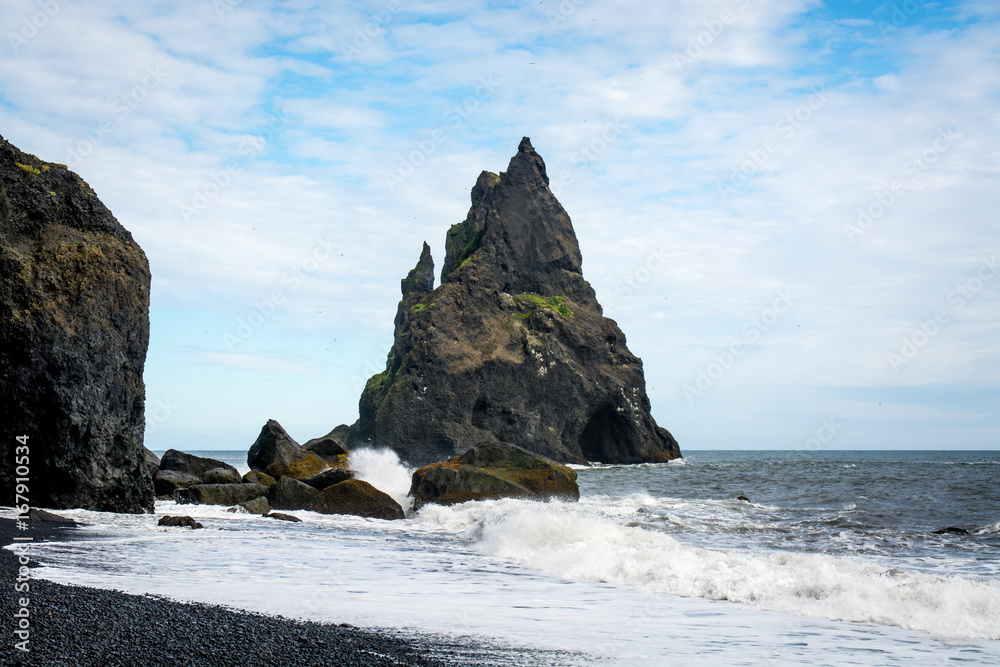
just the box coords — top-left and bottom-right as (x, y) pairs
(2, 0), (997, 449)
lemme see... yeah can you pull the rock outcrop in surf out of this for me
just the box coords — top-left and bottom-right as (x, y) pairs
(348, 138), (680, 466)
(0, 135), (153, 513)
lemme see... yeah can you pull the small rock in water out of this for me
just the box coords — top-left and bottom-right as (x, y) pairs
(265, 512), (302, 523)
(157, 515), (203, 529)
(933, 526), (971, 535)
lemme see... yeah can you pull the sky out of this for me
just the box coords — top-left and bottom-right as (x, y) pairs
(1, 0), (998, 453)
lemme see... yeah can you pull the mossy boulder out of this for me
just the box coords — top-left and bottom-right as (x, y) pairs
(153, 469), (202, 496)
(242, 470), (276, 486)
(248, 419), (347, 480)
(306, 479), (404, 520)
(173, 483), (269, 506)
(268, 476), (319, 510)
(202, 467), (241, 484)
(409, 442), (579, 510)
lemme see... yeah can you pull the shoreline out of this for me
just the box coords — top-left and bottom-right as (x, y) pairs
(0, 517), (581, 666)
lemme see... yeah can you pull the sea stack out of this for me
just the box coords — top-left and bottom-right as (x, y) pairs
(0, 135), (154, 512)
(349, 137), (680, 466)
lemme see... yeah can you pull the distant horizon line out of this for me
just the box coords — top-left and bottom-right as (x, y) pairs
(149, 447), (999, 454)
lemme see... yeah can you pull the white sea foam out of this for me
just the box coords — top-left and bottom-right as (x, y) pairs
(415, 498), (1000, 640)
(347, 448), (413, 510)
(978, 522), (1000, 535)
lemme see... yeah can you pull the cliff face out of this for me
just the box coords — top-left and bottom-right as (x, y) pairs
(0, 135), (153, 513)
(351, 138), (680, 467)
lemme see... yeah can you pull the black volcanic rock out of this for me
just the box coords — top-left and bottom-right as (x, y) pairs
(0, 135), (153, 513)
(306, 479), (404, 520)
(348, 138), (680, 466)
(247, 419), (337, 479)
(160, 449), (237, 479)
(153, 469), (201, 496)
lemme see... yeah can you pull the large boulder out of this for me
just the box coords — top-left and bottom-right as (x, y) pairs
(0, 135), (154, 512)
(306, 479), (404, 520)
(345, 138), (680, 466)
(27, 508), (78, 524)
(302, 467), (354, 490)
(267, 476), (319, 510)
(248, 420), (342, 479)
(409, 442), (579, 510)
(143, 447), (161, 476)
(242, 470), (276, 486)
(153, 469), (202, 496)
(202, 467), (241, 484)
(302, 435), (348, 460)
(233, 496), (270, 515)
(159, 449), (238, 478)
(173, 483), (269, 506)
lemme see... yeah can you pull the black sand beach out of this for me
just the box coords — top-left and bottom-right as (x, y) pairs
(0, 517), (580, 666)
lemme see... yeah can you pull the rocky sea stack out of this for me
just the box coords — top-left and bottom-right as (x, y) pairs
(349, 137), (680, 466)
(0, 135), (153, 513)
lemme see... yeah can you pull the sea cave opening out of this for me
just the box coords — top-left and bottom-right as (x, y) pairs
(579, 406), (630, 464)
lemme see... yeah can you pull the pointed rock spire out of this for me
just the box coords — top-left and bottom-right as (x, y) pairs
(347, 138), (680, 466)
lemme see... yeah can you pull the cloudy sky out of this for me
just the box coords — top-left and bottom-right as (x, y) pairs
(2, 0), (998, 453)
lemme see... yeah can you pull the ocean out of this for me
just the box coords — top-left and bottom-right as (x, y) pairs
(13, 449), (1000, 665)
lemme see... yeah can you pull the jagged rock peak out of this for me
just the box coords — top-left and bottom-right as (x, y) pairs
(440, 136), (586, 304)
(346, 138), (681, 467)
(401, 241), (434, 304)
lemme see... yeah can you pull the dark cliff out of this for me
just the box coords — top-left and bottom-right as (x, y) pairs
(0, 135), (154, 513)
(350, 137), (680, 466)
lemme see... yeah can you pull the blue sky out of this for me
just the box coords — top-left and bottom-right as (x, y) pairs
(2, 0), (997, 452)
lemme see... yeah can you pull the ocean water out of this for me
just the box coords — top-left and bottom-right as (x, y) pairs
(9, 449), (1000, 665)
